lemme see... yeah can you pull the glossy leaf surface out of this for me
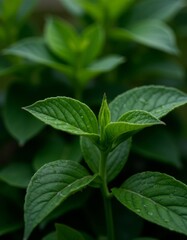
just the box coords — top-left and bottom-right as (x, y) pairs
(24, 160), (96, 239)
(24, 97), (99, 139)
(109, 85), (187, 121)
(113, 172), (187, 236)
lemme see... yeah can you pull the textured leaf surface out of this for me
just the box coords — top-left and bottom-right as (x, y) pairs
(24, 97), (99, 138)
(81, 137), (131, 182)
(109, 85), (187, 121)
(3, 38), (71, 74)
(112, 20), (178, 55)
(24, 160), (96, 240)
(113, 172), (187, 236)
(105, 110), (163, 143)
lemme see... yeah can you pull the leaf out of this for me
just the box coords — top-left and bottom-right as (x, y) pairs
(55, 223), (85, 240)
(80, 24), (104, 66)
(24, 160), (96, 240)
(42, 232), (57, 240)
(80, 137), (131, 182)
(133, 238), (158, 240)
(23, 97), (99, 140)
(3, 38), (72, 75)
(59, 0), (83, 15)
(33, 134), (81, 170)
(111, 20), (179, 55)
(112, 171), (187, 236)
(106, 0), (135, 21)
(133, 127), (181, 168)
(129, 0), (185, 22)
(87, 55), (124, 72)
(3, 83), (44, 145)
(0, 162), (33, 188)
(44, 17), (77, 64)
(109, 85), (187, 121)
(105, 110), (164, 144)
(98, 94), (111, 142)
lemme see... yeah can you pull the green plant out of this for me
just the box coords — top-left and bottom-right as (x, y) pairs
(23, 85), (187, 240)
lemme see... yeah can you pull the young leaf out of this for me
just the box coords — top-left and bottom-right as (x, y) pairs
(111, 20), (179, 55)
(98, 94), (111, 142)
(55, 223), (85, 240)
(112, 172), (187, 236)
(109, 85), (187, 121)
(3, 38), (72, 75)
(80, 24), (104, 66)
(24, 160), (96, 240)
(105, 110), (164, 144)
(80, 137), (131, 182)
(23, 97), (99, 140)
(44, 17), (77, 64)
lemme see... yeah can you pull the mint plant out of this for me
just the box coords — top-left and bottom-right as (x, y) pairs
(23, 85), (187, 240)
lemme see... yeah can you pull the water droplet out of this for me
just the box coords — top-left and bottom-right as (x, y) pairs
(164, 219), (169, 223)
(143, 204), (147, 208)
(81, 116), (84, 119)
(136, 209), (141, 213)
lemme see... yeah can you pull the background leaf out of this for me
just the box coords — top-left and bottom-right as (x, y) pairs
(112, 171), (187, 236)
(109, 85), (187, 121)
(24, 160), (96, 240)
(129, 0), (185, 22)
(111, 20), (179, 55)
(3, 38), (72, 74)
(44, 17), (77, 64)
(55, 223), (85, 240)
(3, 83), (44, 145)
(0, 162), (33, 188)
(24, 97), (99, 138)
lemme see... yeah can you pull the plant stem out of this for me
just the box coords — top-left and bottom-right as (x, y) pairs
(99, 150), (115, 240)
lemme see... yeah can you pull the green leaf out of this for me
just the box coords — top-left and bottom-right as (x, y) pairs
(0, 162), (33, 188)
(23, 97), (99, 140)
(24, 160), (96, 240)
(87, 55), (124, 72)
(106, 0), (135, 21)
(133, 127), (181, 168)
(112, 171), (187, 236)
(111, 20), (179, 55)
(133, 238), (158, 240)
(105, 110), (164, 144)
(56, 223), (85, 240)
(109, 85), (187, 121)
(98, 94), (111, 141)
(3, 84), (44, 145)
(42, 232), (57, 240)
(59, 0), (83, 15)
(3, 38), (72, 75)
(81, 137), (131, 182)
(129, 0), (185, 22)
(80, 24), (104, 66)
(44, 17), (77, 64)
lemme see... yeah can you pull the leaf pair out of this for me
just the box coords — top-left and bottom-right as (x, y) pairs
(4, 17), (124, 88)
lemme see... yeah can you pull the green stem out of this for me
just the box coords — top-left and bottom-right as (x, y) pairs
(99, 150), (115, 240)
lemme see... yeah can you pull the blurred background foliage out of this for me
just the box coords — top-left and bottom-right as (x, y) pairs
(0, 0), (187, 239)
